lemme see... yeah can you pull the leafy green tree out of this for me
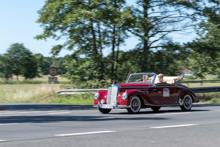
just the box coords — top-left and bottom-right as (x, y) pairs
(184, 2), (220, 78)
(112, 50), (142, 82)
(36, 0), (131, 81)
(5, 43), (38, 79)
(148, 41), (191, 75)
(36, 0), (219, 85)
(34, 53), (51, 75)
(51, 56), (68, 75)
(124, 0), (208, 72)
(0, 55), (13, 80)
(64, 55), (109, 88)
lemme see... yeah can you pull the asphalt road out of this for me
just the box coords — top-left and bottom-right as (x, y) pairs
(0, 103), (220, 147)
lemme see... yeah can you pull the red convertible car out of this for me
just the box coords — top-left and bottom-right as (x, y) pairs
(94, 73), (199, 114)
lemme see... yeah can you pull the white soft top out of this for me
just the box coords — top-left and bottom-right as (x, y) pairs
(154, 76), (183, 84)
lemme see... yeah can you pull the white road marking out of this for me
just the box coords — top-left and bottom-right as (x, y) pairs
(17, 111), (58, 114)
(55, 131), (116, 137)
(150, 124), (198, 129)
(0, 111), (66, 116)
(48, 112), (71, 115)
(0, 140), (6, 142)
(0, 123), (19, 126)
(155, 112), (192, 116)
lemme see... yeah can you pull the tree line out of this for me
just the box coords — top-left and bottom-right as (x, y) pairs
(0, 43), (67, 80)
(1, 1), (220, 87)
(35, 0), (219, 87)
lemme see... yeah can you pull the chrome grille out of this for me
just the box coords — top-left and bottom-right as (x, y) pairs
(107, 86), (119, 105)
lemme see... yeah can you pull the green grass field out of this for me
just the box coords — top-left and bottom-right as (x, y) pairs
(0, 84), (60, 103)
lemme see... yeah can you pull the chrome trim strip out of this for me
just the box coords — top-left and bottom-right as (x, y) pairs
(93, 105), (130, 109)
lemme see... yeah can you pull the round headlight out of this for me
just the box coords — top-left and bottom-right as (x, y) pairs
(122, 92), (128, 100)
(94, 92), (100, 99)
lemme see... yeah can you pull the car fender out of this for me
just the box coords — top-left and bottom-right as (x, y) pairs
(179, 88), (198, 103)
(94, 90), (107, 105)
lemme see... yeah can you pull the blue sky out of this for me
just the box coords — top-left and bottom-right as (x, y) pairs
(0, 0), (197, 57)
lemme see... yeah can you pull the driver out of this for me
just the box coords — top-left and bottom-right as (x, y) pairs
(157, 73), (167, 84)
(143, 75), (148, 82)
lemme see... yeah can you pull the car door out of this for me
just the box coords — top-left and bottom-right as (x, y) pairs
(148, 84), (178, 105)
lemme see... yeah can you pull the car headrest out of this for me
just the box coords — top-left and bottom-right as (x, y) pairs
(154, 76), (183, 84)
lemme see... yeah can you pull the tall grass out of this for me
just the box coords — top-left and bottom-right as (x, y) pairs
(0, 84), (60, 103)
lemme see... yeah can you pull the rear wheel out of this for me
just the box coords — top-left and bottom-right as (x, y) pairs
(99, 108), (111, 114)
(151, 106), (161, 112)
(127, 96), (141, 114)
(180, 95), (193, 111)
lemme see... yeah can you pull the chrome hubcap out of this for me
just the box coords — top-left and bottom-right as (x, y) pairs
(131, 97), (140, 112)
(184, 96), (192, 109)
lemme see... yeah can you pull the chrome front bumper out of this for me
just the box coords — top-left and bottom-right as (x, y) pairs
(93, 103), (130, 109)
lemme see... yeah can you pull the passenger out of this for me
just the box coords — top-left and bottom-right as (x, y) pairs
(143, 75), (148, 82)
(157, 73), (167, 84)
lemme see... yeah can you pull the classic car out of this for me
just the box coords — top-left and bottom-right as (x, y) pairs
(94, 73), (199, 114)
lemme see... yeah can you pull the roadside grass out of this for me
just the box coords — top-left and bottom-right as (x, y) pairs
(0, 84), (60, 103)
(207, 98), (220, 104)
(0, 83), (94, 105)
(48, 93), (94, 105)
(196, 92), (220, 102)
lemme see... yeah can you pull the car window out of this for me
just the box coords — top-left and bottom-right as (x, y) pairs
(127, 73), (155, 84)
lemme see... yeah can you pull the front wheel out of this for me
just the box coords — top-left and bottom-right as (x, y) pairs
(127, 96), (141, 114)
(99, 108), (111, 114)
(180, 95), (193, 111)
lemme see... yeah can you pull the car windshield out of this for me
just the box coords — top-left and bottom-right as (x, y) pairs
(126, 73), (156, 84)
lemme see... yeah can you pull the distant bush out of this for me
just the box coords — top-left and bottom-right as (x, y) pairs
(207, 98), (220, 104)
(197, 92), (220, 101)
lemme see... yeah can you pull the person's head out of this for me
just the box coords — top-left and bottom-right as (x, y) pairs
(158, 73), (164, 82)
(143, 75), (148, 82)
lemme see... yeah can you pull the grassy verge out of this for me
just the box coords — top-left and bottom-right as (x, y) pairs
(0, 84), (60, 103)
(49, 93), (94, 105)
(207, 98), (220, 104)
(0, 83), (94, 105)
(196, 92), (220, 102)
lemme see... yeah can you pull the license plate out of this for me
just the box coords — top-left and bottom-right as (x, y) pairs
(101, 104), (113, 109)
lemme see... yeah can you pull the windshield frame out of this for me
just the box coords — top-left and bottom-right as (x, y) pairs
(126, 73), (157, 85)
